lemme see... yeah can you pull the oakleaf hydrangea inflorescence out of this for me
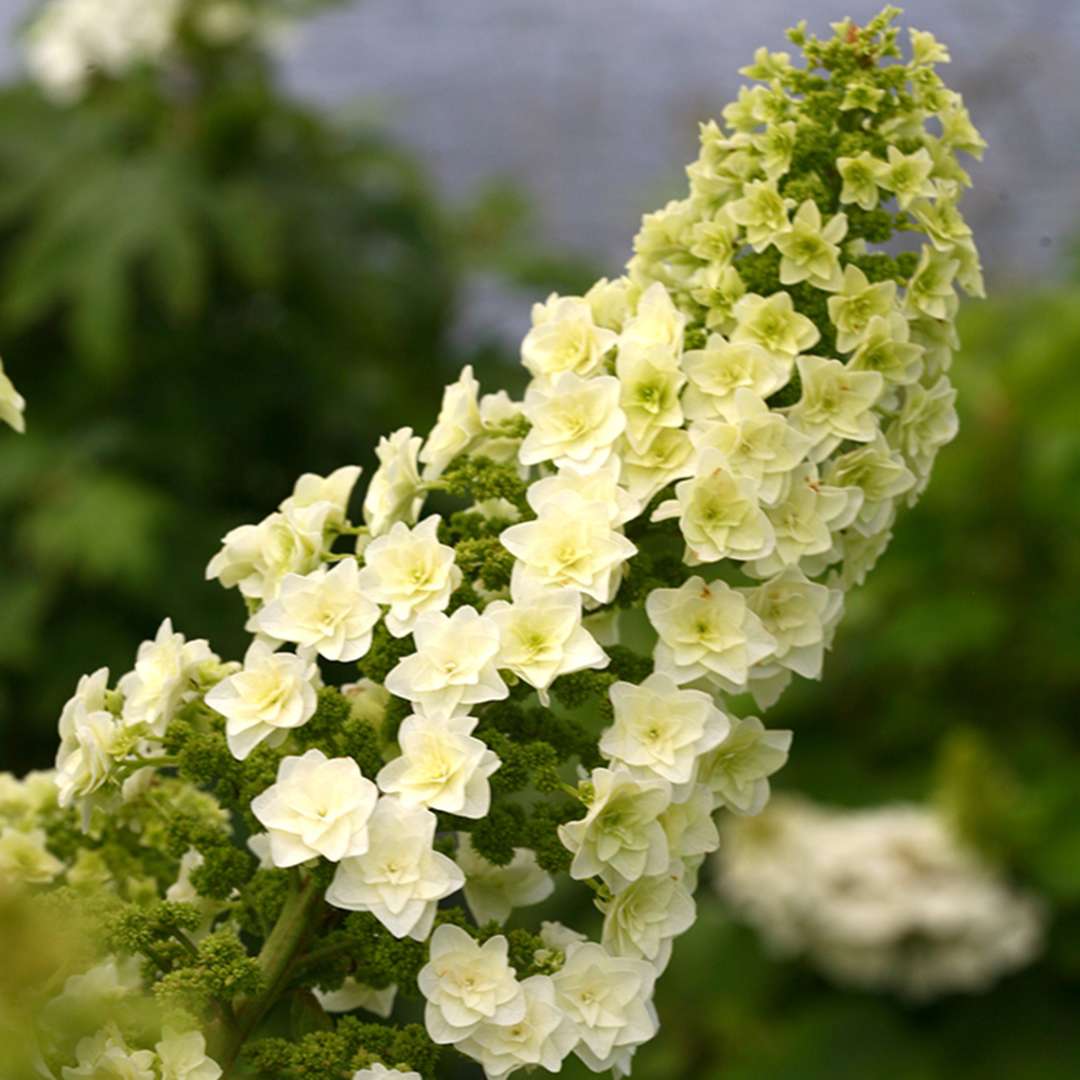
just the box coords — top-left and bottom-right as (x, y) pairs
(7, 11), (984, 1078)
(714, 796), (1043, 999)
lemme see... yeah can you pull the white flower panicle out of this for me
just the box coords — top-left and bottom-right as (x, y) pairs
(40, 13), (984, 1078)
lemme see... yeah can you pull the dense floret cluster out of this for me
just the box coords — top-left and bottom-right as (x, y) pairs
(714, 796), (1044, 998)
(1, 10), (985, 1078)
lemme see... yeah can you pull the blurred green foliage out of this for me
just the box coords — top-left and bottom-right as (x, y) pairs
(0, 12), (583, 774)
(600, 275), (1080, 1079)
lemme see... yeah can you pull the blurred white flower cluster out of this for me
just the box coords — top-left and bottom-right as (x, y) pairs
(10, 11), (990, 1079)
(715, 796), (1044, 999)
(25, 0), (184, 101)
(60, 1024), (221, 1080)
(22, 0), (269, 103)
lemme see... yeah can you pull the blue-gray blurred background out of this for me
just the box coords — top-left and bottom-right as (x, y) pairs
(280, 0), (1076, 283)
(2, 0), (1078, 301)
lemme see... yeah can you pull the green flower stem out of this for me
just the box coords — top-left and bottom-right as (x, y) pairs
(291, 938), (348, 975)
(135, 754), (178, 766)
(214, 870), (323, 1078)
(106, 757), (177, 797)
(169, 926), (199, 959)
(115, 755), (179, 780)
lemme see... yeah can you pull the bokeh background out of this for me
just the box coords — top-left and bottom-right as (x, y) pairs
(2, 1), (1079, 1077)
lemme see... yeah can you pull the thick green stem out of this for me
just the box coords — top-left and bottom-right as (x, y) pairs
(214, 871), (323, 1078)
